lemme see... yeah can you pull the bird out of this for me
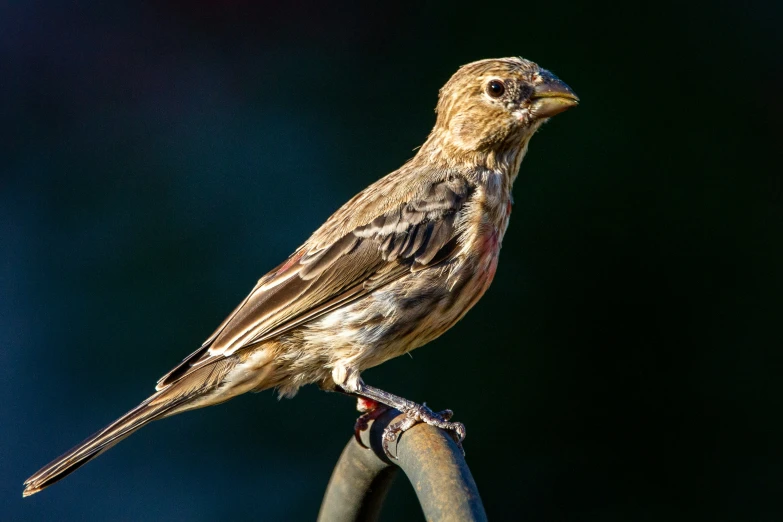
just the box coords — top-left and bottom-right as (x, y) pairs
(23, 56), (578, 497)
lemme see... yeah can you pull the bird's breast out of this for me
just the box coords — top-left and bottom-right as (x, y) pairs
(289, 187), (511, 388)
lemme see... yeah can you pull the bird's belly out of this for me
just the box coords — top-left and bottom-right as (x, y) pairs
(303, 231), (502, 376)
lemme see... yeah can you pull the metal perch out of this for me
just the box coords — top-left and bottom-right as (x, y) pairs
(318, 408), (487, 522)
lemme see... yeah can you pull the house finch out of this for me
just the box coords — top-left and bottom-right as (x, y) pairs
(23, 57), (577, 497)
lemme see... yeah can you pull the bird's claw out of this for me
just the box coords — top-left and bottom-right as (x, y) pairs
(381, 403), (466, 459)
(354, 399), (390, 448)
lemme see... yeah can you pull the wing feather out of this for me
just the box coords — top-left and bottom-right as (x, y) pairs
(156, 175), (473, 390)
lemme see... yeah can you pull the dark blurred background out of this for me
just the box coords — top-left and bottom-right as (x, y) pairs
(2, 1), (781, 520)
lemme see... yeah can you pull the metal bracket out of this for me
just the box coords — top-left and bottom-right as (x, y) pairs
(318, 408), (487, 521)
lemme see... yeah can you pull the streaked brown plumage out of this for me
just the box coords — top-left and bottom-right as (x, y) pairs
(23, 57), (578, 497)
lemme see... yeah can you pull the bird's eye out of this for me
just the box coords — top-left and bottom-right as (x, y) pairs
(486, 80), (505, 98)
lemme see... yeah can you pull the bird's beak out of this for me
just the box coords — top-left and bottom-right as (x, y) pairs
(530, 70), (579, 119)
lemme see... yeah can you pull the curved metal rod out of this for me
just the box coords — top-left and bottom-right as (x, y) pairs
(318, 408), (487, 522)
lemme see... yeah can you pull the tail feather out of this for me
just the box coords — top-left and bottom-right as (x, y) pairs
(23, 355), (247, 497)
(22, 394), (183, 497)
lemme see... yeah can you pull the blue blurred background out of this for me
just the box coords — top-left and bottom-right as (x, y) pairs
(2, 1), (781, 520)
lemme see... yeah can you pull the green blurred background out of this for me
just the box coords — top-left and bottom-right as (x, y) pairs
(2, 1), (781, 520)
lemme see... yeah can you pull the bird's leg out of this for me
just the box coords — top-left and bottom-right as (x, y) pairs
(326, 379), (395, 447)
(345, 380), (466, 458)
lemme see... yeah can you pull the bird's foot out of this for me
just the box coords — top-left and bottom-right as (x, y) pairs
(381, 402), (466, 459)
(344, 381), (466, 458)
(354, 398), (390, 448)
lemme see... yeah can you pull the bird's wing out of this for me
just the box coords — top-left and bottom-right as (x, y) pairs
(156, 174), (474, 390)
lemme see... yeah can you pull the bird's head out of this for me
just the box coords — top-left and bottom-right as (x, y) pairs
(425, 57), (578, 167)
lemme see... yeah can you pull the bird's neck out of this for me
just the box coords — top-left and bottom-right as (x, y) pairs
(416, 130), (534, 191)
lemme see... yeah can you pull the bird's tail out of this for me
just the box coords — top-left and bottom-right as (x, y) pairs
(22, 353), (262, 497)
(22, 393), (181, 497)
